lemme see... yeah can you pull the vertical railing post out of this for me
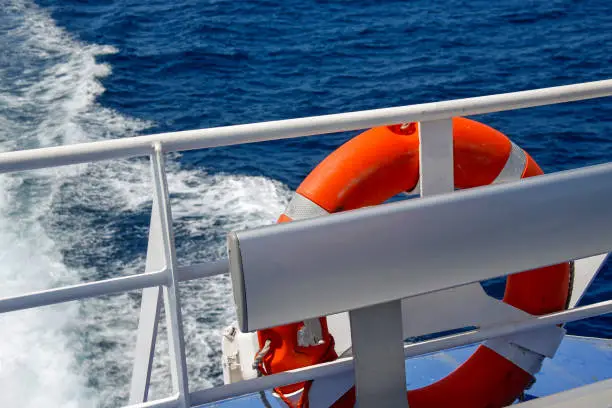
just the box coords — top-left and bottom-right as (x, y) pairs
(151, 143), (191, 407)
(348, 119), (454, 408)
(347, 119), (455, 408)
(349, 300), (408, 408)
(128, 196), (165, 403)
(418, 119), (455, 196)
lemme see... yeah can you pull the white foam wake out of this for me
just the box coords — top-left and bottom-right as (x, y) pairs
(0, 1), (292, 406)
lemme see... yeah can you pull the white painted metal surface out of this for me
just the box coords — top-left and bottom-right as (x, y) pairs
(570, 253), (610, 308)
(345, 113), (458, 408)
(336, 276), (585, 362)
(485, 326), (565, 375)
(349, 302), (408, 408)
(229, 161), (612, 332)
(418, 119), (455, 196)
(401, 298), (612, 358)
(151, 144), (191, 408)
(0, 269), (167, 313)
(327, 313), (353, 357)
(0, 80), (611, 174)
(0, 80), (609, 408)
(401, 284), (525, 338)
(130, 196), (167, 403)
(0, 261), (225, 315)
(221, 324), (260, 383)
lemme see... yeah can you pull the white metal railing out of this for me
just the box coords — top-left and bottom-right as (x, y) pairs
(0, 79), (611, 174)
(0, 79), (610, 408)
(0, 261), (225, 314)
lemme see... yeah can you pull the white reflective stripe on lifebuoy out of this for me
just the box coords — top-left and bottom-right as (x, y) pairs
(284, 193), (329, 220)
(484, 325), (566, 375)
(493, 141), (527, 184)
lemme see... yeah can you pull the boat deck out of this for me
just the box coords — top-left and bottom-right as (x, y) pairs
(204, 336), (612, 407)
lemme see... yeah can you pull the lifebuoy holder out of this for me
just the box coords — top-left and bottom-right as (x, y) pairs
(254, 117), (572, 408)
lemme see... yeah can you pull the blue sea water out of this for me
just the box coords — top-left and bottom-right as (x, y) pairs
(0, 0), (611, 406)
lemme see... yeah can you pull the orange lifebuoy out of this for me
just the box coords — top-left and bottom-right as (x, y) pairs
(255, 117), (571, 408)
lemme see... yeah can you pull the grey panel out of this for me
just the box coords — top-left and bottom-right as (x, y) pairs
(350, 301), (408, 408)
(228, 162), (612, 332)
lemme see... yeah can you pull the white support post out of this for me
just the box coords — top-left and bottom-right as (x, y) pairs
(151, 143), (191, 407)
(129, 198), (166, 403)
(418, 119), (455, 195)
(349, 301), (408, 408)
(339, 119), (456, 408)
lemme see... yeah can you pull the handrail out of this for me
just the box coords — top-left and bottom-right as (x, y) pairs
(0, 261), (228, 314)
(0, 79), (610, 173)
(0, 270), (167, 314)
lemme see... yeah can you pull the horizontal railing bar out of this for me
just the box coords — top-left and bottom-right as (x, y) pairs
(0, 80), (611, 174)
(177, 260), (228, 281)
(188, 356), (354, 406)
(0, 270), (167, 314)
(0, 260), (228, 315)
(188, 298), (612, 404)
(403, 298), (612, 359)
